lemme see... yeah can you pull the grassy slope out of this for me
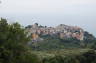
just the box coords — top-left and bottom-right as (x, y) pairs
(31, 48), (91, 59)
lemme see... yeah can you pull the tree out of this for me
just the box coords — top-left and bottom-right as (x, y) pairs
(0, 18), (39, 63)
(35, 23), (38, 26)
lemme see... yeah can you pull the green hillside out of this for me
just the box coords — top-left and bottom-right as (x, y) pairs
(29, 34), (96, 50)
(0, 18), (96, 63)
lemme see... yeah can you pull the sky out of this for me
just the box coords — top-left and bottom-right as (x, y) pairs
(0, 0), (96, 36)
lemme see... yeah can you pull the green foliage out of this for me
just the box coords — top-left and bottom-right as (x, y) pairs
(30, 35), (82, 50)
(0, 18), (39, 63)
(90, 40), (96, 49)
(30, 31), (96, 50)
(36, 49), (96, 63)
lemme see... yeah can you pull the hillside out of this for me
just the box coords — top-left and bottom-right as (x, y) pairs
(25, 23), (96, 50)
(0, 18), (96, 63)
(31, 49), (96, 63)
(26, 23), (84, 40)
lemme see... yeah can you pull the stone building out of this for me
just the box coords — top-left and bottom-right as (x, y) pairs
(26, 23), (84, 41)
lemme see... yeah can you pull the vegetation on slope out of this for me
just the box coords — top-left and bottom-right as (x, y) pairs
(0, 18), (96, 63)
(30, 34), (96, 50)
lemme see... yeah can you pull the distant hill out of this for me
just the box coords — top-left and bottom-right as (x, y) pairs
(25, 23), (96, 50)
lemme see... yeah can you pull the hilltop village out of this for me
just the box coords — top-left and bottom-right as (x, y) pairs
(25, 23), (84, 42)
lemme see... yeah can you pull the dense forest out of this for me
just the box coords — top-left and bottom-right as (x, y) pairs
(0, 18), (96, 63)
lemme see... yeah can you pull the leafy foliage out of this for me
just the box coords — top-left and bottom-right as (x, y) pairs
(0, 18), (39, 63)
(36, 49), (96, 63)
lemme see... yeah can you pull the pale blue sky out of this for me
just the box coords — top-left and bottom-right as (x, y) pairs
(0, 0), (96, 36)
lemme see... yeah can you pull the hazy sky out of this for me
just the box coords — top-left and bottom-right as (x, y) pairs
(0, 0), (96, 36)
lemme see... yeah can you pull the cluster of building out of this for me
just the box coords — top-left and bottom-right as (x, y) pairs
(25, 23), (84, 42)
